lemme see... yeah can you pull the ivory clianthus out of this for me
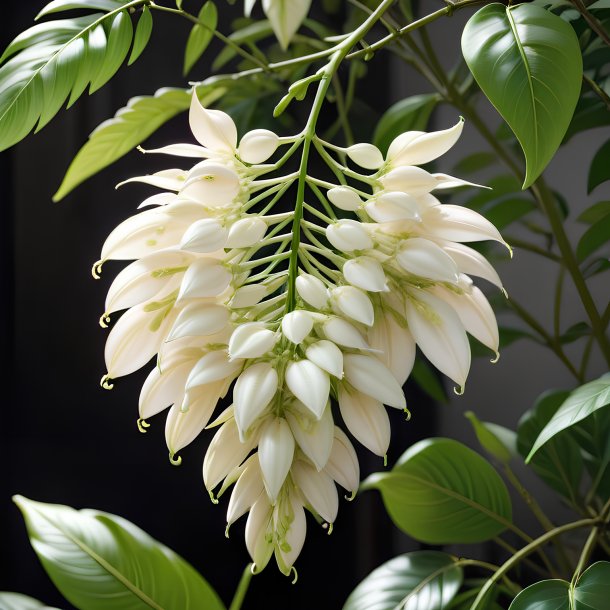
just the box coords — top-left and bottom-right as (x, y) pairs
(96, 92), (505, 576)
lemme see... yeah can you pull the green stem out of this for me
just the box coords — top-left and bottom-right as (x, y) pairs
(493, 537), (551, 579)
(285, 0), (397, 312)
(571, 0), (610, 47)
(583, 74), (610, 111)
(553, 265), (566, 340)
(572, 498), (610, 583)
(229, 564), (254, 610)
(504, 236), (561, 262)
(471, 518), (599, 610)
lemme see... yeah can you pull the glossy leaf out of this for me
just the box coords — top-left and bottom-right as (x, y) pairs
(462, 3), (583, 187)
(373, 94), (438, 154)
(508, 580), (570, 610)
(517, 390), (583, 503)
(54, 86), (224, 200)
(36, 0), (125, 19)
(465, 411), (516, 463)
(0, 3), (151, 151)
(14, 496), (225, 610)
(411, 358), (448, 404)
(577, 211), (610, 261)
(343, 551), (463, 610)
(528, 374), (610, 461)
(574, 561), (610, 607)
(128, 5), (152, 65)
(588, 139), (610, 193)
(184, 1), (217, 76)
(577, 201), (610, 225)
(0, 592), (61, 610)
(362, 438), (512, 544)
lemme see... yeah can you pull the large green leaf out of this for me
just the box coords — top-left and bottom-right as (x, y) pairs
(465, 411), (517, 464)
(342, 551), (463, 610)
(462, 3), (583, 188)
(0, 1), (152, 152)
(588, 139), (610, 194)
(184, 1), (217, 76)
(0, 592), (61, 610)
(362, 438), (512, 544)
(14, 495), (225, 610)
(508, 580), (570, 610)
(372, 94), (438, 154)
(53, 85), (225, 200)
(574, 562), (610, 608)
(517, 390), (583, 504)
(527, 374), (610, 461)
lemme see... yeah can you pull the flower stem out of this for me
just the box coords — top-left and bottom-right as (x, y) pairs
(229, 564), (254, 610)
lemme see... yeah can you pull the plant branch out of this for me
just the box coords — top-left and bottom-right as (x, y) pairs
(572, 0), (610, 47)
(583, 74), (610, 111)
(229, 564), (254, 610)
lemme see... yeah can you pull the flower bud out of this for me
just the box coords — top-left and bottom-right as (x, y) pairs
(327, 186), (362, 211)
(178, 258), (232, 300)
(180, 218), (227, 253)
(189, 93), (237, 153)
(330, 285), (374, 326)
(285, 360), (330, 420)
(305, 340), (343, 378)
(167, 303), (230, 342)
(230, 284), (268, 308)
(326, 219), (373, 252)
(186, 350), (243, 389)
(259, 417), (295, 502)
(322, 317), (369, 350)
(346, 143), (384, 170)
(282, 310), (314, 344)
(228, 322), (278, 359)
(286, 405), (334, 471)
(365, 191), (421, 223)
(182, 161), (240, 205)
(343, 257), (388, 292)
(245, 494), (274, 572)
(295, 273), (328, 309)
(227, 455), (264, 525)
(238, 129), (280, 164)
(395, 237), (459, 284)
(226, 217), (267, 248)
(325, 427), (360, 493)
(234, 363), (279, 438)
(292, 461), (338, 523)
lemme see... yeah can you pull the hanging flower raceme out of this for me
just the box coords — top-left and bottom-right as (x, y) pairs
(97, 92), (506, 577)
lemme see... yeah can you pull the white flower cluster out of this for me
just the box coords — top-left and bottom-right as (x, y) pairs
(97, 93), (505, 576)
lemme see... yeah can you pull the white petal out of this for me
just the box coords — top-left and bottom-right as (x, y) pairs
(137, 192), (176, 209)
(343, 354), (406, 409)
(282, 310), (313, 344)
(104, 304), (174, 378)
(286, 405), (334, 471)
(292, 460), (338, 523)
(330, 285), (374, 326)
(186, 350), (243, 389)
(338, 387), (390, 456)
(388, 119), (464, 167)
(346, 143), (384, 170)
(433, 284), (499, 354)
(343, 257), (388, 292)
(118, 168), (187, 191)
(326, 219), (373, 252)
(368, 311), (415, 385)
(234, 363), (279, 438)
(380, 166), (438, 196)
(325, 427), (360, 493)
(404, 289), (471, 388)
(245, 494), (274, 571)
(441, 241), (504, 290)
(189, 92), (237, 152)
(227, 455), (264, 525)
(328, 186), (362, 211)
(230, 284), (268, 308)
(141, 143), (211, 158)
(139, 358), (192, 419)
(285, 360), (330, 419)
(167, 303), (229, 341)
(238, 129), (279, 164)
(295, 273), (329, 309)
(259, 418), (295, 503)
(432, 173), (486, 190)
(322, 317), (369, 350)
(262, 0), (311, 49)
(365, 191), (421, 223)
(396, 237), (459, 283)
(229, 322), (278, 359)
(203, 419), (258, 491)
(178, 258), (232, 300)
(422, 205), (507, 247)
(226, 217), (267, 248)
(180, 218), (227, 253)
(181, 161), (240, 206)
(165, 381), (224, 455)
(105, 250), (192, 314)
(305, 340), (343, 378)
(275, 493), (306, 574)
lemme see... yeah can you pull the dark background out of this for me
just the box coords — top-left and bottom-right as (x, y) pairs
(2, 1), (608, 609)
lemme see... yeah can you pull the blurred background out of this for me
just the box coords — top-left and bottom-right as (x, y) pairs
(1, 1), (608, 608)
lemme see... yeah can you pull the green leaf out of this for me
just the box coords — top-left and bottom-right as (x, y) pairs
(577, 201), (610, 225)
(128, 5), (152, 66)
(411, 358), (448, 404)
(184, 1), (217, 76)
(528, 373), (610, 461)
(481, 197), (536, 229)
(36, 0), (125, 19)
(565, 96), (610, 141)
(462, 3), (583, 188)
(373, 94), (438, 154)
(508, 580), (570, 610)
(465, 411), (517, 463)
(559, 321), (591, 344)
(574, 562), (610, 608)
(0, 4), (151, 151)
(588, 139), (610, 193)
(14, 495), (225, 610)
(582, 257), (610, 278)
(453, 151), (497, 175)
(53, 86), (224, 200)
(0, 592), (61, 610)
(343, 551), (463, 610)
(362, 438), (512, 544)
(577, 213), (610, 261)
(517, 390), (583, 503)
(588, 0), (610, 9)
